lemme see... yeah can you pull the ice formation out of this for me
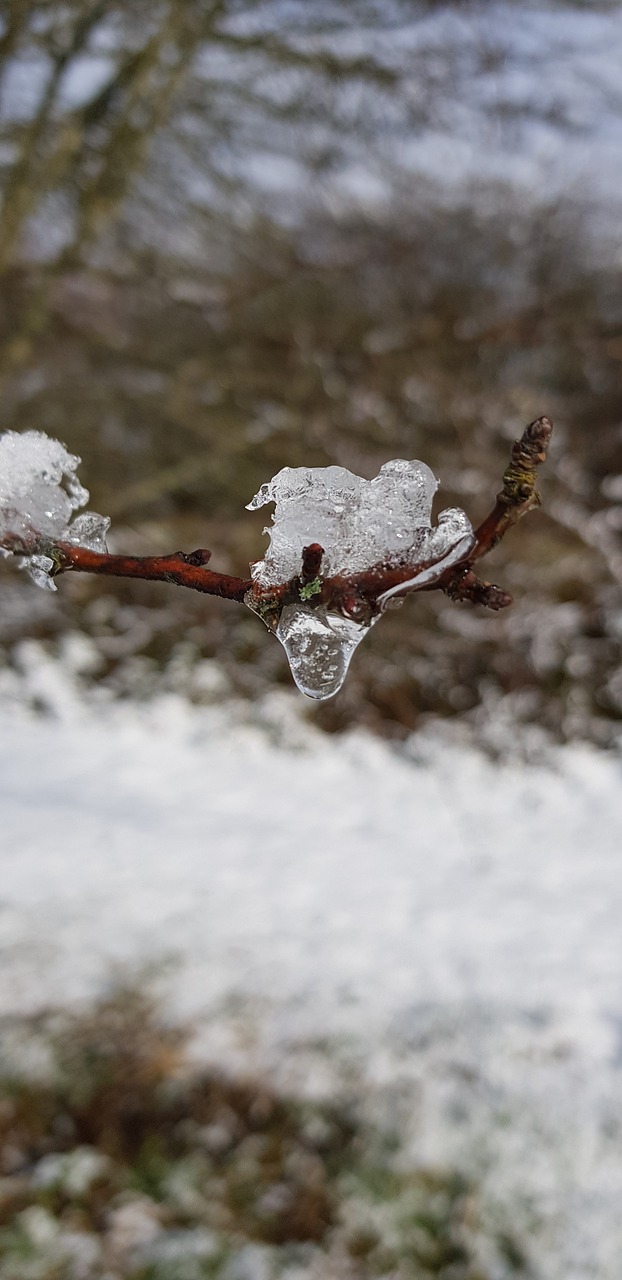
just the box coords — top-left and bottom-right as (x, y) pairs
(1, 436), (474, 698)
(276, 604), (370, 700)
(247, 461), (474, 699)
(0, 430), (109, 589)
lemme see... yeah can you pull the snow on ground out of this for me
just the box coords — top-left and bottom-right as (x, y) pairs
(1, 642), (622, 1275)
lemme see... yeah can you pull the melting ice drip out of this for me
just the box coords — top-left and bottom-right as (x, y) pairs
(276, 604), (369, 701)
(0, 430), (109, 588)
(247, 460), (474, 699)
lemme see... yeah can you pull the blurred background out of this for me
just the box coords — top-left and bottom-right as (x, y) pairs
(2, 4), (622, 1279)
(1, 0), (621, 745)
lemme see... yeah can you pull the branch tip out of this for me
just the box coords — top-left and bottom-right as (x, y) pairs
(499, 415), (553, 507)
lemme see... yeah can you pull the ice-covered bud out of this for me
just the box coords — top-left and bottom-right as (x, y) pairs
(247, 459), (473, 586)
(247, 460), (475, 698)
(0, 429), (110, 589)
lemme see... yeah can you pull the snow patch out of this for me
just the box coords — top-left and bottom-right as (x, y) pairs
(1, 652), (622, 1276)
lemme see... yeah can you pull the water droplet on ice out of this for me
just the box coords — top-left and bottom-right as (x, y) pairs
(277, 603), (370, 700)
(65, 512), (110, 553)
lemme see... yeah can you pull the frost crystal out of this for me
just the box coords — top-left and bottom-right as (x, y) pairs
(0, 430), (109, 589)
(247, 460), (475, 699)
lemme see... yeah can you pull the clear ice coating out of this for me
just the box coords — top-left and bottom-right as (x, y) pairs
(247, 459), (473, 585)
(247, 460), (475, 699)
(64, 511), (111, 554)
(0, 430), (110, 589)
(20, 554), (57, 591)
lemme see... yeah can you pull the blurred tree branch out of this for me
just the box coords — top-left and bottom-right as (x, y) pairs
(0, 0), (216, 382)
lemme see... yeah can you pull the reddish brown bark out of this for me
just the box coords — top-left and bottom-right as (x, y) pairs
(54, 545), (252, 601)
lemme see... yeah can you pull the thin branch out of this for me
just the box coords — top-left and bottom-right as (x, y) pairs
(9, 417), (552, 621)
(55, 544), (251, 602)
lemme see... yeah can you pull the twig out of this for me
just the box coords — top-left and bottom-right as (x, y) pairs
(54, 545), (251, 602)
(437, 415), (553, 609)
(471, 415), (553, 562)
(11, 417), (552, 621)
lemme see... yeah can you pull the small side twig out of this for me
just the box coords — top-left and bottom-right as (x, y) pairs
(442, 569), (512, 612)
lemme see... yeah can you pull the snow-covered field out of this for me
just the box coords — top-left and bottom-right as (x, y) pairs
(1, 644), (622, 1277)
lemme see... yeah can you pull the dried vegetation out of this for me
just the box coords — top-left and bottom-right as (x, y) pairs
(0, 986), (519, 1278)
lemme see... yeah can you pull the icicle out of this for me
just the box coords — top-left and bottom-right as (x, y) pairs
(276, 604), (372, 700)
